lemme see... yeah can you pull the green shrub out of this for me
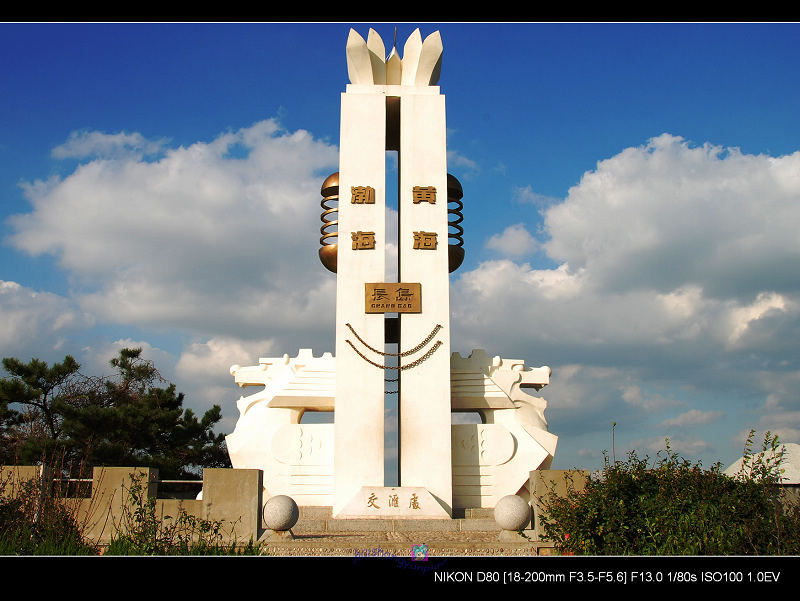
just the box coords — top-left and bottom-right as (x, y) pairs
(538, 432), (800, 555)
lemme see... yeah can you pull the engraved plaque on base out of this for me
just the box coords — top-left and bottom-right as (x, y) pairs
(336, 486), (450, 519)
(365, 282), (422, 313)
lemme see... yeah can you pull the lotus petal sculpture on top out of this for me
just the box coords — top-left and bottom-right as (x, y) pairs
(346, 28), (442, 87)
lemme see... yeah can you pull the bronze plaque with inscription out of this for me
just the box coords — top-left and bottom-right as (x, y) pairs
(365, 283), (422, 313)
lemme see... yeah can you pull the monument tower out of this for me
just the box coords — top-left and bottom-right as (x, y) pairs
(331, 28), (453, 516)
(226, 27), (557, 521)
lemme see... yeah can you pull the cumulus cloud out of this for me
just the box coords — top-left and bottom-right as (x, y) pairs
(512, 185), (560, 207)
(632, 435), (712, 457)
(485, 223), (538, 257)
(9, 125), (800, 470)
(78, 337), (177, 381)
(0, 280), (93, 360)
(9, 119), (339, 351)
(52, 130), (169, 160)
(446, 149), (479, 178)
(455, 134), (800, 360)
(542, 134), (800, 300)
(741, 372), (800, 453)
(660, 409), (724, 429)
(175, 336), (283, 426)
(451, 134), (800, 467)
(621, 385), (682, 413)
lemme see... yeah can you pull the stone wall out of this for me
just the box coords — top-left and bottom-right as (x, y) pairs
(0, 465), (263, 546)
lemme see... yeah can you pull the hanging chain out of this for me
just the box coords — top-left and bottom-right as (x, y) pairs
(345, 339), (443, 371)
(345, 322), (441, 357)
(344, 321), (444, 377)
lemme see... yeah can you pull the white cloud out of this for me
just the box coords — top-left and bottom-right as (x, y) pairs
(52, 130), (168, 160)
(660, 409), (724, 428)
(0, 280), (93, 360)
(454, 134), (800, 361)
(542, 134), (800, 300)
(78, 338), (176, 381)
(485, 223), (538, 257)
(632, 435), (712, 458)
(174, 336), (281, 421)
(9, 119), (339, 350)
(176, 336), (278, 386)
(9, 125), (800, 471)
(757, 371), (800, 413)
(725, 291), (793, 347)
(446, 150), (479, 177)
(450, 133), (800, 469)
(512, 185), (560, 207)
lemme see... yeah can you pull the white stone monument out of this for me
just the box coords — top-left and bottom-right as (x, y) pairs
(225, 27), (557, 520)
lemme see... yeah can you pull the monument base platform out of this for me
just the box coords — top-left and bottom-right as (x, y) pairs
(257, 506), (557, 557)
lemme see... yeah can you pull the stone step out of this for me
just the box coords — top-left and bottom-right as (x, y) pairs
(298, 506), (497, 520)
(292, 506), (528, 535)
(292, 520), (502, 534)
(292, 506), (505, 535)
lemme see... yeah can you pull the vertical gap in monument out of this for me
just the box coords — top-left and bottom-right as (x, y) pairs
(385, 94), (401, 486)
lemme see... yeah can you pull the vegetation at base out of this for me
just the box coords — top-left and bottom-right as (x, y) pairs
(0, 471), (97, 555)
(0, 347), (262, 555)
(537, 431), (800, 555)
(0, 469), (262, 555)
(104, 472), (261, 556)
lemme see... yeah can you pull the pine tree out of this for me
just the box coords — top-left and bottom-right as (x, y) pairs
(0, 354), (83, 464)
(0, 348), (230, 478)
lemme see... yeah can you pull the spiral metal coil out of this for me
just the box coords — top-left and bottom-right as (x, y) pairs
(320, 172), (339, 246)
(319, 172), (339, 272)
(447, 173), (465, 272)
(447, 175), (464, 247)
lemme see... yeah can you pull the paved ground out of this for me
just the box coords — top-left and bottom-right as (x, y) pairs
(257, 508), (557, 556)
(260, 533), (554, 557)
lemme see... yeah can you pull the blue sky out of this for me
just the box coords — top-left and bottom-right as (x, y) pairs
(2, 22), (800, 484)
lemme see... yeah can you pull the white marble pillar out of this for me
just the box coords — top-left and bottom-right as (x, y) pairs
(333, 87), (387, 515)
(397, 87), (453, 515)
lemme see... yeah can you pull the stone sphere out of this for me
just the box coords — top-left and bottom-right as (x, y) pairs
(263, 495), (299, 531)
(494, 495), (530, 531)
